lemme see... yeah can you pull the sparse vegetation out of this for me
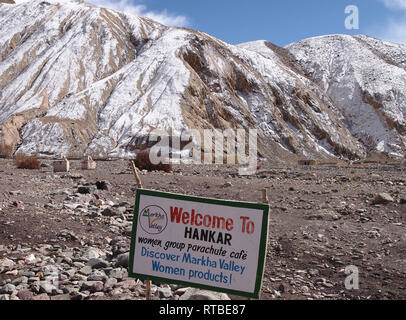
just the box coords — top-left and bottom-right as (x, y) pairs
(0, 144), (13, 158)
(14, 154), (41, 170)
(133, 149), (172, 173)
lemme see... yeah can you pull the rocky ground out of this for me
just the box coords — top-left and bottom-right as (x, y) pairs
(0, 158), (405, 300)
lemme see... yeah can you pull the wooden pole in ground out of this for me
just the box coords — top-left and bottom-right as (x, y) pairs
(245, 188), (270, 301)
(130, 160), (143, 189)
(260, 188), (269, 300)
(130, 160), (152, 301)
(262, 188), (269, 204)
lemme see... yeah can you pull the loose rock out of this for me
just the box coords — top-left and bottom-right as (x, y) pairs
(179, 288), (230, 301)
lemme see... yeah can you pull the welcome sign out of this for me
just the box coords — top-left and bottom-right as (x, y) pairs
(129, 189), (269, 298)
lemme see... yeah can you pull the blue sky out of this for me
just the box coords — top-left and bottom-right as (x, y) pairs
(17, 0), (406, 45)
(87, 0), (406, 45)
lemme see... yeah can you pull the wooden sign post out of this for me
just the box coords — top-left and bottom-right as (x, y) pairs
(130, 160), (152, 301)
(128, 188), (269, 298)
(129, 161), (270, 299)
(260, 188), (269, 300)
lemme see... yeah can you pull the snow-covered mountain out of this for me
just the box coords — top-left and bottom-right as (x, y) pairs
(286, 35), (406, 156)
(0, 0), (405, 161)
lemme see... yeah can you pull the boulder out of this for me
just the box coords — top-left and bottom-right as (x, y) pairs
(372, 193), (394, 205)
(306, 209), (341, 221)
(179, 288), (230, 300)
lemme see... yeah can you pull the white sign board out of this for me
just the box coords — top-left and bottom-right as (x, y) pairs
(129, 189), (269, 298)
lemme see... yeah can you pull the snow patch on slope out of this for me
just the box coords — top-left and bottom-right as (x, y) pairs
(286, 34), (406, 156)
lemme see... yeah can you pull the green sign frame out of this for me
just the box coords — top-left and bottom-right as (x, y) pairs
(129, 189), (269, 299)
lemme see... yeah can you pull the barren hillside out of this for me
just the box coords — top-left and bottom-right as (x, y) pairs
(0, 1), (405, 162)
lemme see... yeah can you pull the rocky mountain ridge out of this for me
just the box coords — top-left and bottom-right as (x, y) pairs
(0, 0), (405, 161)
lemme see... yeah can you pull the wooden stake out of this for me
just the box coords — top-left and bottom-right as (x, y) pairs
(248, 188), (270, 301)
(260, 188), (269, 300)
(129, 160), (152, 301)
(262, 188), (269, 204)
(130, 160), (143, 189)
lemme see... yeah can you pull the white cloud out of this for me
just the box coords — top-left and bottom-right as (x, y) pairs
(375, 0), (406, 44)
(379, 0), (406, 10)
(14, 0), (189, 27)
(377, 18), (406, 44)
(85, 0), (189, 27)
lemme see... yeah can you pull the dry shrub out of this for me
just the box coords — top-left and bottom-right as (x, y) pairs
(14, 154), (41, 170)
(0, 144), (13, 158)
(134, 150), (172, 173)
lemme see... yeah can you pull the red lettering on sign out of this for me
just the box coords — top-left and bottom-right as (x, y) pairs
(170, 206), (234, 232)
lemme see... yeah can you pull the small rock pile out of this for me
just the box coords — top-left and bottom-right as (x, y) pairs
(0, 243), (230, 301)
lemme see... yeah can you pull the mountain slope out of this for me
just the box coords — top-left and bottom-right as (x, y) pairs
(0, 1), (404, 161)
(285, 35), (406, 156)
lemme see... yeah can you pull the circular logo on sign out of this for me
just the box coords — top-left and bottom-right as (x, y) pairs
(139, 206), (168, 235)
